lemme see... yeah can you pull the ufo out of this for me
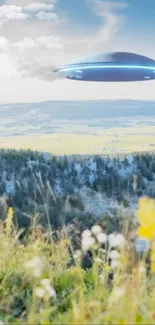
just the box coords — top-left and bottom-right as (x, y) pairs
(54, 52), (155, 82)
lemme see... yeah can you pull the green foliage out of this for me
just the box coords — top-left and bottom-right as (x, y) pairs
(0, 220), (153, 325)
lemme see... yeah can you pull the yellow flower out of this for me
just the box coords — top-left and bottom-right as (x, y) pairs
(151, 243), (155, 272)
(138, 225), (155, 240)
(5, 207), (14, 234)
(151, 262), (155, 273)
(137, 197), (155, 240)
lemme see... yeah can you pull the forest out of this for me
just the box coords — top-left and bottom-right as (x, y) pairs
(0, 149), (155, 234)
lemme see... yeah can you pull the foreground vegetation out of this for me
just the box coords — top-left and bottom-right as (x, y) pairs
(0, 149), (155, 323)
(0, 197), (155, 324)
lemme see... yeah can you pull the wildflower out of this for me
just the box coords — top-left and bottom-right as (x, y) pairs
(136, 197), (155, 272)
(109, 287), (126, 304)
(46, 286), (57, 298)
(40, 278), (51, 286)
(96, 232), (107, 244)
(109, 250), (120, 260)
(95, 257), (104, 264)
(73, 250), (81, 260)
(81, 229), (92, 238)
(108, 233), (125, 249)
(40, 279), (56, 298)
(34, 287), (45, 298)
(134, 238), (150, 253)
(138, 263), (146, 275)
(91, 225), (103, 235)
(137, 197), (155, 240)
(111, 259), (121, 270)
(151, 242), (155, 272)
(25, 256), (43, 278)
(0, 321), (5, 325)
(81, 236), (96, 252)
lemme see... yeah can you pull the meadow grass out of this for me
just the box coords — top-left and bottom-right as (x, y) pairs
(0, 198), (155, 324)
(0, 127), (155, 155)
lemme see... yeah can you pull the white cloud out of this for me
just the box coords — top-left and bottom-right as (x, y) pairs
(0, 5), (29, 27)
(5, 0), (56, 5)
(0, 53), (19, 78)
(88, 0), (127, 50)
(0, 36), (10, 50)
(36, 11), (58, 21)
(0, 34), (63, 81)
(13, 36), (63, 51)
(0, 0), (58, 27)
(24, 3), (55, 12)
(13, 38), (37, 50)
(36, 36), (62, 49)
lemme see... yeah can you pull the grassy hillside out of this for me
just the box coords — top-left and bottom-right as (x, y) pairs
(0, 198), (155, 324)
(0, 149), (154, 323)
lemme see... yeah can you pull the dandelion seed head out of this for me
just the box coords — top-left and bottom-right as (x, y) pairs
(109, 233), (125, 248)
(81, 229), (92, 238)
(109, 250), (120, 260)
(34, 287), (45, 298)
(109, 287), (126, 304)
(111, 259), (121, 270)
(91, 225), (103, 235)
(81, 236), (96, 252)
(46, 286), (57, 298)
(25, 256), (43, 277)
(96, 232), (107, 244)
(41, 278), (50, 286)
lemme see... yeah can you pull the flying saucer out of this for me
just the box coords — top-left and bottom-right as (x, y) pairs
(54, 52), (155, 82)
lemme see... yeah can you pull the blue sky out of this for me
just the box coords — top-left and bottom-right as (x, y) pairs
(0, 0), (154, 103)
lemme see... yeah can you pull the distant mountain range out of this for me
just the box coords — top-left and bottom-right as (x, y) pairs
(0, 100), (155, 120)
(0, 100), (155, 137)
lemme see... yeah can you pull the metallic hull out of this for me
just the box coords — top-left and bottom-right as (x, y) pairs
(64, 65), (155, 82)
(54, 52), (155, 82)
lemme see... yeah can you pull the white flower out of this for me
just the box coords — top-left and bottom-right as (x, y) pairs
(81, 236), (96, 252)
(46, 286), (56, 298)
(40, 278), (50, 286)
(99, 248), (106, 254)
(82, 229), (92, 238)
(41, 278), (57, 298)
(0, 321), (5, 325)
(138, 263), (146, 275)
(34, 287), (45, 298)
(91, 225), (103, 235)
(96, 232), (107, 244)
(108, 233), (125, 248)
(109, 287), (126, 304)
(95, 257), (104, 264)
(111, 259), (121, 270)
(139, 266), (146, 274)
(73, 250), (81, 260)
(25, 256), (43, 277)
(109, 250), (120, 260)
